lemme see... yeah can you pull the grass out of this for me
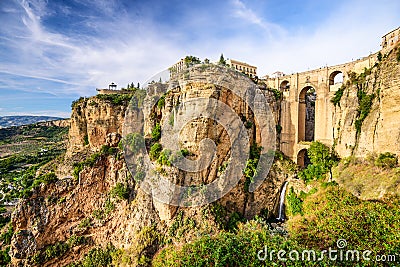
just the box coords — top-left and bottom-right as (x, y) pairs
(333, 159), (400, 199)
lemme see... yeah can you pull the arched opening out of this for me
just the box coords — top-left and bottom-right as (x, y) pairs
(298, 86), (316, 142)
(297, 149), (311, 168)
(329, 71), (343, 85)
(280, 80), (290, 91)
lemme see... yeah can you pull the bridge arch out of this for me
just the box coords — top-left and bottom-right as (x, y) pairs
(280, 80), (290, 91)
(329, 71), (343, 85)
(297, 149), (310, 168)
(298, 86), (316, 142)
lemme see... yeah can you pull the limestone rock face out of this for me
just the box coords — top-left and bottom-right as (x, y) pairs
(10, 65), (292, 266)
(67, 97), (128, 154)
(332, 49), (400, 158)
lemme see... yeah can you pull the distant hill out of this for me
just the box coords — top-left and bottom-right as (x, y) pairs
(0, 116), (65, 128)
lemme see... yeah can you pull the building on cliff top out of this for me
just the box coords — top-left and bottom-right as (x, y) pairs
(169, 57), (257, 78)
(381, 27), (400, 53)
(96, 82), (131, 95)
(226, 59), (257, 78)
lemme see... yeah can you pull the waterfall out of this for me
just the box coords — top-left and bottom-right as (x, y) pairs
(276, 181), (288, 222)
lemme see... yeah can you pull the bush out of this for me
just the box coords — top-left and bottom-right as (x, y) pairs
(110, 183), (130, 200)
(286, 187), (303, 216)
(374, 152), (398, 168)
(149, 143), (162, 161)
(268, 88), (282, 100)
(38, 172), (58, 184)
(157, 95), (166, 109)
(331, 85), (345, 106)
(151, 123), (162, 141)
(0, 224), (13, 245)
(124, 133), (145, 154)
(80, 244), (116, 267)
(157, 149), (172, 166)
(100, 145), (118, 156)
(96, 94), (133, 105)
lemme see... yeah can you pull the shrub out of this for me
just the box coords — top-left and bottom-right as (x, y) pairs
(269, 88), (282, 100)
(149, 143), (162, 161)
(110, 183), (130, 200)
(134, 171), (145, 182)
(286, 187), (304, 216)
(78, 218), (91, 229)
(275, 124), (282, 134)
(80, 244), (116, 267)
(96, 94), (133, 105)
(157, 149), (172, 166)
(100, 145), (118, 156)
(374, 152), (398, 168)
(331, 85), (345, 106)
(83, 134), (89, 145)
(157, 95), (166, 109)
(124, 133), (145, 154)
(0, 224), (13, 245)
(71, 97), (85, 109)
(38, 172), (58, 184)
(244, 121), (253, 129)
(151, 123), (162, 141)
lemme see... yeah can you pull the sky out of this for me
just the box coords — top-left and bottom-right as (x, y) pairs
(0, 0), (399, 118)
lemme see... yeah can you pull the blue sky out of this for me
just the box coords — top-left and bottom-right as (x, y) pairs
(0, 0), (399, 117)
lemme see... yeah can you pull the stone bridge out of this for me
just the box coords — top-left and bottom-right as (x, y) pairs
(265, 52), (379, 167)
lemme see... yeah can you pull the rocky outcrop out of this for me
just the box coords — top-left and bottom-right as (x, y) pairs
(332, 46), (400, 158)
(67, 97), (128, 154)
(10, 65), (293, 266)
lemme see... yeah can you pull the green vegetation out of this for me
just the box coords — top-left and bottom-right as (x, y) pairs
(122, 133), (145, 154)
(0, 123), (68, 202)
(333, 155), (400, 199)
(355, 90), (375, 133)
(83, 134), (89, 145)
(157, 95), (166, 109)
(286, 187), (304, 216)
(330, 85), (345, 107)
(34, 235), (87, 264)
(92, 197), (115, 221)
(374, 152), (398, 168)
(96, 94), (134, 105)
(275, 124), (282, 134)
(243, 143), (263, 191)
(377, 51), (383, 61)
(149, 143), (162, 161)
(151, 123), (161, 141)
(78, 218), (92, 229)
(268, 88), (282, 100)
(66, 244), (117, 267)
(71, 97), (85, 109)
(298, 141), (339, 182)
(157, 149), (172, 166)
(184, 55), (201, 67)
(153, 179), (400, 266)
(218, 53), (226, 66)
(110, 183), (130, 200)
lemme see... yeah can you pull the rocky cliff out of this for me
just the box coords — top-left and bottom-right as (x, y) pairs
(332, 46), (400, 158)
(9, 65), (295, 266)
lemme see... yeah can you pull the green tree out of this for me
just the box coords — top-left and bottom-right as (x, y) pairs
(219, 53), (226, 65)
(307, 141), (339, 180)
